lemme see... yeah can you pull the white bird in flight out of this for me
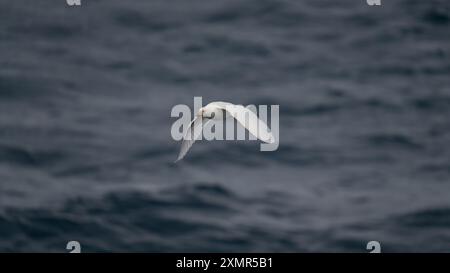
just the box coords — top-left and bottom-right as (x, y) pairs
(176, 101), (275, 162)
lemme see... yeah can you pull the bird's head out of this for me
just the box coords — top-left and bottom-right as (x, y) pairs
(197, 107), (215, 119)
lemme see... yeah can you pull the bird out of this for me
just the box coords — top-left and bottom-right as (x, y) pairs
(175, 101), (275, 162)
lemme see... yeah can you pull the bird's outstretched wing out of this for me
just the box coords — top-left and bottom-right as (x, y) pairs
(176, 117), (209, 162)
(214, 102), (275, 143)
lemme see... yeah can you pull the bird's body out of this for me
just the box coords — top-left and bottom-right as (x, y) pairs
(175, 101), (275, 162)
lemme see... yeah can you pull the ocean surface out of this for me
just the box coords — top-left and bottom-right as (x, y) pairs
(0, 0), (449, 252)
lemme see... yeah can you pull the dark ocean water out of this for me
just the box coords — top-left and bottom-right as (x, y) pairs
(0, 0), (449, 252)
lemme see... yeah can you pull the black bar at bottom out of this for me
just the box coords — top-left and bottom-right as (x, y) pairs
(1, 253), (448, 271)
